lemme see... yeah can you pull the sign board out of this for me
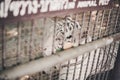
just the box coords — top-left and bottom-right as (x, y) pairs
(0, 0), (113, 22)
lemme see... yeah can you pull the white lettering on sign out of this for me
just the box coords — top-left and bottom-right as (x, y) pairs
(0, 0), (111, 18)
(99, 0), (110, 5)
(77, 1), (97, 8)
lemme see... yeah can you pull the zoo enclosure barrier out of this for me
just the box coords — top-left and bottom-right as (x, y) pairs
(0, 0), (120, 80)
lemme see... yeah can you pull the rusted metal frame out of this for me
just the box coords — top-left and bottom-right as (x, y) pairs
(83, 11), (92, 80)
(0, 32), (120, 79)
(72, 14), (78, 80)
(104, 42), (116, 80)
(101, 44), (112, 80)
(78, 12), (86, 80)
(114, 7), (120, 34)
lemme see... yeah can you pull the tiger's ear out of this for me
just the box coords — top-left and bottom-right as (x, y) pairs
(65, 16), (73, 21)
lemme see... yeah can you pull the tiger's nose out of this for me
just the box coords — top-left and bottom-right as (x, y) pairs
(67, 35), (72, 39)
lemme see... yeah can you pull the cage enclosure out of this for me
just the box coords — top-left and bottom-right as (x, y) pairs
(0, 0), (120, 80)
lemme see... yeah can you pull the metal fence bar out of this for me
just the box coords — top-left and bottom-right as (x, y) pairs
(88, 50), (97, 80)
(101, 44), (112, 80)
(16, 22), (20, 64)
(1, 24), (5, 70)
(72, 14), (78, 80)
(78, 54), (84, 80)
(114, 7), (120, 33)
(52, 17), (57, 54)
(78, 12), (86, 80)
(72, 57), (78, 80)
(99, 10), (105, 38)
(83, 11), (92, 80)
(84, 53), (91, 80)
(109, 42), (120, 80)
(0, 32), (119, 79)
(93, 48), (102, 80)
(104, 42), (116, 80)
(97, 46), (107, 80)
(104, 9), (112, 37)
(88, 11), (99, 80)
(66, 61), (70, 80)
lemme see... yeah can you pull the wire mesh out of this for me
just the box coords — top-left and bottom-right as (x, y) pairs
(0, 3), (120, 80)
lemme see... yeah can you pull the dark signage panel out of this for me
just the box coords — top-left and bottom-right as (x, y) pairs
(0, 0), (113, 22)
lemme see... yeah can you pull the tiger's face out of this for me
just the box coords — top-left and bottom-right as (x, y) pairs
(54, 17), (81, 52)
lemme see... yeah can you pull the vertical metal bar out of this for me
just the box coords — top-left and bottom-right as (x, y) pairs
(72, 14), (78, 80)
(50, 17), (57, 80)
(104, 9), (112, 36)
(114, 7), (120, 33)
(66, 61), (70, 80)
(78, 55), (85, 80)
(88, 50), (97, 80)
(78, 12), (85, 80)
(58, 64), (62, 80)
(72, 57), (78, 80)
(29, 20), (34, 61)
(84, 53), (91, 80)
(87, 11), (99, 80)
(91, 11), (99, 41)
(16, 22), (20, 64)
(109, 41), (120, 80)
(42, 18), (46, 56)
(86, 11), (92, 42)
(98, 10), (105, 38)
(104, 42), (116, 80)
(93, 49), (102, 80)
(101, 44), (112, 80)
(1, 24), (5, 70)
(97, 46), (107, 80)
(83, 11), (92, 80)
(52, 17), (57, 54)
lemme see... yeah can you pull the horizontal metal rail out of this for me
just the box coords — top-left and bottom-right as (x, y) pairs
(0, 33), (120, 79)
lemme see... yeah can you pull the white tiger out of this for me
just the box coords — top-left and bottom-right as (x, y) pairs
(43, 16), (81, 56)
